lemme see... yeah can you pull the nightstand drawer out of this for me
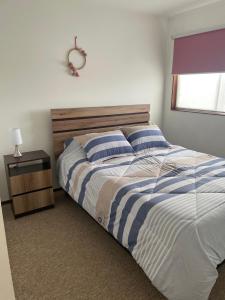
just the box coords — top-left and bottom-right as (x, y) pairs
(12, 188), (54, 215)
(10, 169), (52, 196)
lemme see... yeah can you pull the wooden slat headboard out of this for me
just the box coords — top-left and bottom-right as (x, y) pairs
(51, 104), (150, 158)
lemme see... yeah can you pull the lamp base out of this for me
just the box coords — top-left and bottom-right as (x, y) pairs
(14, 145), (22, 158)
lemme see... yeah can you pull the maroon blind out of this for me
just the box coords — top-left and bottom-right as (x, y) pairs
(172, 28), (225, 74)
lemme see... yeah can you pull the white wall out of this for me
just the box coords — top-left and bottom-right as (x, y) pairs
(0, 0), (167, 201)
(162, 1), (225, 157)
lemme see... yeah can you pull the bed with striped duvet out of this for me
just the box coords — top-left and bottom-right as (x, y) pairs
(58, 141), (225, 300)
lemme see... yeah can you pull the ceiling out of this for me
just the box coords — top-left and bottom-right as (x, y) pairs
(92, 0), (221, 16)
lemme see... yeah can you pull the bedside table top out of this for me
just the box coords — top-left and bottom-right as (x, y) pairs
(4, 150), (49, 165)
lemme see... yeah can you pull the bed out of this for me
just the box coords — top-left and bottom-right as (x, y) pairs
(51, 104), (225, 300)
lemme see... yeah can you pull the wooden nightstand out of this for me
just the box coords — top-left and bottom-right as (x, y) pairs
(4, 150), (54, 217)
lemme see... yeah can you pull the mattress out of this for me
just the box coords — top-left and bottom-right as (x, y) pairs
(58, 141), (225, 300)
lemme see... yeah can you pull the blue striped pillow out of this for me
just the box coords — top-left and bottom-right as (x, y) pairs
(123, 125), (170, 153)
(75, 130), (134, 163)
(64, 138), (74, 149)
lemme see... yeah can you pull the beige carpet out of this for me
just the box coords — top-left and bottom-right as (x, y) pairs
(2, 192), (225, 300)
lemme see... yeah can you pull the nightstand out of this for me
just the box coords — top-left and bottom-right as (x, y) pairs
(4, 150), (54, 217)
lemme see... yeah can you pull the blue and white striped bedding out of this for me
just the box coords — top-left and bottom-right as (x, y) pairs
(123, 125), (170, 153)
(74, 130), (134, 162)
(58, 140), (225, 300)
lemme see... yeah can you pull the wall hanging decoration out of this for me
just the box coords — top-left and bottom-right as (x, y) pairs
(67, 36), (87, 77)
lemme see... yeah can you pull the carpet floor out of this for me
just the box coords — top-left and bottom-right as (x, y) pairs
(2, 192), (225, 300)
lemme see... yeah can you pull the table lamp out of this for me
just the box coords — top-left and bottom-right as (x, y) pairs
(12, 128), (23, 157)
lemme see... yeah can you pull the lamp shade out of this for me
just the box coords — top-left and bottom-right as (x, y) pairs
(11, 128), (23, 145)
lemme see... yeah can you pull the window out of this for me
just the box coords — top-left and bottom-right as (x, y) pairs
(171, 28), (225, 115)
(172, 73), (225, 114)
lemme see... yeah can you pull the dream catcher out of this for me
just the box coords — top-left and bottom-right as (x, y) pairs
(67, 36), (87, 77)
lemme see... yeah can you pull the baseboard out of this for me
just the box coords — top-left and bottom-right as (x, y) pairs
(1, 188), (62, 205)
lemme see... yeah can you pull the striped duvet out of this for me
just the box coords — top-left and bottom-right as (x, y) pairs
(58, 141), (225, 300)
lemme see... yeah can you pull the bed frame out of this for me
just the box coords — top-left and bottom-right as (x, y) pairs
(51, 104), (150, 158)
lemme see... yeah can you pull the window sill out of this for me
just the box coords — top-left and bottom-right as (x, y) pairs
(171, 107), (225, 116)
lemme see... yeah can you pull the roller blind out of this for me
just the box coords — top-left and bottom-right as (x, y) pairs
(172, 28), (225, 74)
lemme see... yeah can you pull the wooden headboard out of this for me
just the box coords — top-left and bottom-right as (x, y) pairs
(51, 104), (150, 158)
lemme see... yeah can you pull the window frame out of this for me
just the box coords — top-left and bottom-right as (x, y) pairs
(171, 74), (225, 116)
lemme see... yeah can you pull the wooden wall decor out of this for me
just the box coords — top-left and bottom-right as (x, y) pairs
(67, 36), (87, 77)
